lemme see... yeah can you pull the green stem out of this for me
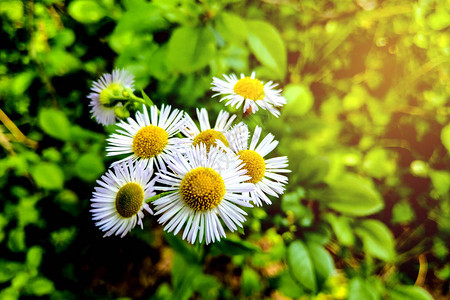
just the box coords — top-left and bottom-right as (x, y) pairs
(145, 191), (174, 203)
(129, 94), (148, 105)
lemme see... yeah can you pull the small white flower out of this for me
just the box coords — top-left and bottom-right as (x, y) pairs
(90, 160), (155, 238)
(87, 69), (135, 126)
(153, 144), (255, 244)
(211, 71), (286, 117)
(222, 124), (290, 206)
(181, 108), (236, 151)
(106, 104), (185, 170)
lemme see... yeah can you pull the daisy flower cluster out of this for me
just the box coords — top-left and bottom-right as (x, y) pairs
(87, 69), (290, 244)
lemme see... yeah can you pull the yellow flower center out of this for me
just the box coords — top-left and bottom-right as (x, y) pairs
(193, 129), (229, 152)
(180, 167), (225, 211)
(99, 83), (123, 106)
(237, 150), (266, 183)
(115, 182), (144, 218)
(132, 125), (168, 158)
(233, 77), (265, 101)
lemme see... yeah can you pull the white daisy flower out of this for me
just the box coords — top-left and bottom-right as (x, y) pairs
(222, 124), (290, 206)
(153, 144), (255, 244)
(181, 108), (237, 151)
(211, 71), (286, 118)
(90, 160), (155, 238)
(87, 68), (135, 126)
(106, 104), (185, 170)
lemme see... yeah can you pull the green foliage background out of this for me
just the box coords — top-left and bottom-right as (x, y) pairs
(1, 0), (449, 299)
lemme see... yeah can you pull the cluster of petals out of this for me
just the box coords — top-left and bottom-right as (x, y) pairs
(88, 69), (289, 243)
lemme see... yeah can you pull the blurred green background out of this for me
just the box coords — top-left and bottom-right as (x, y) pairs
(1, 0), (449, 299)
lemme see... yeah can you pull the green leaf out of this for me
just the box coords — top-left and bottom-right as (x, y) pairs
(141, 89), (154, 107)
(247, 20), (286, 79)
(51, 227), (77, 253)
(38, 108), (71, 141)
(355, 219), (396, 262)
(348, 277), (378, 300)
(163, 232), (199, 264)
(7, 228), (26, 252)
(318, 175), (384, 216)
(30, 162), (64, 190)
(68, 0), (106, 24)
(430, 170), (450, 195)
(12, 71), (35, 95)
(281, 189), (313, 227)
(241, 268), (261, 297)
(171, 254), (201, 300)
(193, 274), (221, 300)
(441, 124), (450, 154)
(295, 155), (330, 185)
(215, 12), (248, 42)
(0, 286), (19, 300)
(26, 246), (43, 270)
(277, 272), (304, 298)
(167, 27), (216, 73)
(287, 240), (316, 293)
(325, 214), (355, 246)
(75, 153), (105, 182)
(363, 148), (396, 179)
(0, 261), (24, 283)
(27, 277), (55, 296)
(306, 241), (334, 290)
(387, 285), (433, 300)
(210, 239), (260, 256)
(283, 84), (314, 116)
(391, 202), (415, 225)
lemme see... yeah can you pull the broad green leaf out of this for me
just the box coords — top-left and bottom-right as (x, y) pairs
(247, 20), (286, 79)
(355, 219), (396, 262)
(193, 274), (221, 300)
(26, 246), (43, 270)
(11, 271), (29, 289)
(163, 233), (199, 264)
(12, 71), (34, 95)
(325, 213), (355, 246)
(441, 124), (450, 153)
(109, 1), (168, 53)
(287, 241), (316, 293)
(75, 153), (105, 182)
(0, 261), (24, 283)
(387, 285), (433, 300)
(17, 196), (40, 227)
(281, 190), (313, 227)
(363, 148), (396, 179)
(68, 0), (106, 24)
(295, 155), (330, 185)
(0, 286), (20, 300)
(210, 239), (260, 256)
(283, 84), (314, 116)
(27, 277), (55, 296)
(167, 27), (216, 73)
(318, 175), (384, 216)
(51, 227), (77, 253)
(277, 272), (304, 298)
(348, 277), (378, 300)
(430, 170), (450, 195)
(171, 254), (201, 300)
(215, 12), (248, 42)
(306, 241), (334, 290)
(7, 228), (25, 252)
(241, 268), (261, 297)
(30, 162), (64, 190)
(38, 108), (71, 141)
(391, 202), (415, 225)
